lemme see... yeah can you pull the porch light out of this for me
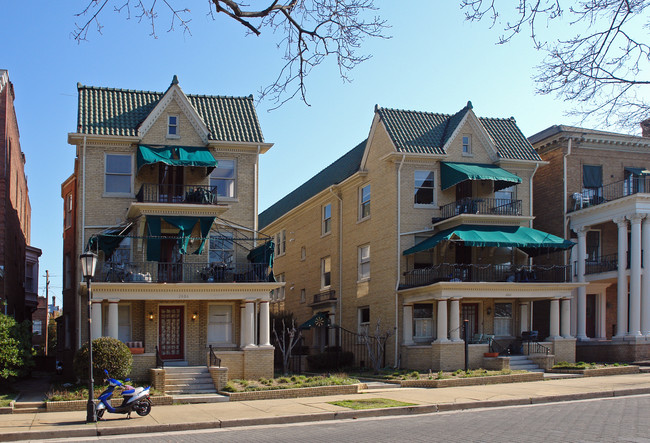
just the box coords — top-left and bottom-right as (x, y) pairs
(149, 312), (154, 321)
(192, 312), (198, 321)
(80, 252), (98, 280)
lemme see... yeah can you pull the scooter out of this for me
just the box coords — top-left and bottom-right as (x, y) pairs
(96, 369), (152, 419)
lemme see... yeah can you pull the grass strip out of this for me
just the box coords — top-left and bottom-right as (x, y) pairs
(329, 398), (416, 410)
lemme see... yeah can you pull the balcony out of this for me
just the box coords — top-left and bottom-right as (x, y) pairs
(400, 263), (571, 289)
(96, 260), (270, 284)
(136, 183), (219, 205)
(310, 289), (337, 307)
(569, 176), (650, 212)
(439, 197), (522, 220)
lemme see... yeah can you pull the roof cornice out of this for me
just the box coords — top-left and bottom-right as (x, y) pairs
(68, 133), (140, 145)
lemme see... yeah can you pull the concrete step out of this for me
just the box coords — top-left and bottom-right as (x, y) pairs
(13, 407), (46, 414)
(166, 377), (213, 384)
(13, 401), (45, 409)
(166, 382), (216, 390)
(172, 394), (229, 404)
(166, 388), (218, 395)
(164, 361), (189, 367)
(511, 364), (540, 371)
(361, 381), (401, 390)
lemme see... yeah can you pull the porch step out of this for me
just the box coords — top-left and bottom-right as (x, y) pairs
(172, 394), (229, 404)
(508, 356), (544, 372)
(13, 402), (46, 414)
(164, 366), (217, 395)
(164, 360), (189, 367)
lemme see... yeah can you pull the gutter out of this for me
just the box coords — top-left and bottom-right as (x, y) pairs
(328, 186), (343, 342)
(394, 154), (406, 367)
(563, 138), (572, 265)
(254, 145), (260, 247)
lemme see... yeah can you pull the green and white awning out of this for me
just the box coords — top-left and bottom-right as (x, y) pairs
(299, 312), (330, 329)
(440, 162), (522, 191)
(137, 145), (218, 172)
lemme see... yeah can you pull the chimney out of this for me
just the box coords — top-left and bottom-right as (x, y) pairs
(641, 118), (650, 138)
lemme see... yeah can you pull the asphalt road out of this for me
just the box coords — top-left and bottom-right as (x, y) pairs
(47, 395), (650, 443)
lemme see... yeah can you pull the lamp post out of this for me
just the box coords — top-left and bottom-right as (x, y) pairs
(80, 252), (98, 423)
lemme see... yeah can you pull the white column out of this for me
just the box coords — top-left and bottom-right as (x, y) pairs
(449, 299), (461, 341)
(561, 298), (572, 338)
(642, 217), (650, 335)
(244, 301), (256, 347)
(597, 292), (607, 339)
(628, 214), (644, 336)
(403, 304), (414, 346)
(107, 299), (120, 339)
(259, 301), (271, 347)
(576, 227), (588, 340)
(91, 299), (103, 340)
(549, 298), (561, 339)
(519, 303), (529, 334)
(239, 304), (246, 348)
(614, 216), (628, 338)
(435, 299), (449, 343)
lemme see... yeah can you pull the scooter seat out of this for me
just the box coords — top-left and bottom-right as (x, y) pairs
(122, 389), (135, 395)
(123, 387), (145, 397)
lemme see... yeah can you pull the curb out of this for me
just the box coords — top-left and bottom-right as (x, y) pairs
(2, 387), (650, 442)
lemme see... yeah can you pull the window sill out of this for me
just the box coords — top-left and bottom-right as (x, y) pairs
(217, 196), (238, 202)
(102, 193), (135, 199)
(357, 216), (370, 224)
(166, 134), (181, 140)
(462, 152), (473, 157)
(207, 342), (236, 348)
(320, 231), (332, 239)
(414, 204), (437, 209)
(357, 278), (370, 284)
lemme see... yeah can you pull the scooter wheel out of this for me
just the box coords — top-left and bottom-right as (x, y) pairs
(96, 409), (105, 419)
(135, 399), (151, 416)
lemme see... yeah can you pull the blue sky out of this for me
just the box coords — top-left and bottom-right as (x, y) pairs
(0, 2), (637, 304)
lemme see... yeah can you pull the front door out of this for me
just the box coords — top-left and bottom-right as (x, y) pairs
(159, 306), (184, 360)
(532, 300), (550, 339)
(461, 303), (479, 340)
(586, 294), (596, 338)
(159, 165), (184, 203)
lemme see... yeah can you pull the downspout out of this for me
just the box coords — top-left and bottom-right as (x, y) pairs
(80, 135), (87, 348)
(563, 139), (573, 264)
(394, 155), (406, 367)
(529, 163), (540, 269)
(328, 186), (343, 344)
(254, 145), (260, 247)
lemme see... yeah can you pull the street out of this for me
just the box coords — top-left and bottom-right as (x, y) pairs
(47, 394), (650, 443)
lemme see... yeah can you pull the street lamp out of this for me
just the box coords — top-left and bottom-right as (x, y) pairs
(80, 252), (98, 423)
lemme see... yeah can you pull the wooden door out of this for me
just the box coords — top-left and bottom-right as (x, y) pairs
(159, 306), (184, 360)
(461, 303), (479, 339)
(586, 294), (596, 338)
(159, 165), (184, 203)
(159, 235), (182, 282)
(532, 300), (550, 339)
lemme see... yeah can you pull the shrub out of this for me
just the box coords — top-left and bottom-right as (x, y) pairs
(73, 337), (133, 382)
(306, 349), (354, 371)
(0, 313), (34, 382)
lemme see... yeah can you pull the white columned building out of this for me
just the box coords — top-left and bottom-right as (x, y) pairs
(106, 299), (120, 339)
(642, 217), (650, 335)
(91, 299), (103, 340)
(436, 299), (449, 343)
(614, 216), (629, 338)
(628, 214), (644, 337)
(576, 227), (588, 340)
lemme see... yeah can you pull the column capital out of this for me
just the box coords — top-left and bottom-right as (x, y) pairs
(613, 216), (627, 226)
(627, 213), (646, 224)
(91, 298), (103, 304)
(108, 298), (120, 303)
(573, 226), (590, 236)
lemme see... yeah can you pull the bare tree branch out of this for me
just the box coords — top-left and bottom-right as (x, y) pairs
(73, 0), (389, 108)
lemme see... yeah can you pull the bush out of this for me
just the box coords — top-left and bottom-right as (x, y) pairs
(0, 313), (34, 382)
(73, 337), (133, 382)
(306, 349), (354, 371)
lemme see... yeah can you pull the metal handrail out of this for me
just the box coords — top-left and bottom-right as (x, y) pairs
(569, 176), (650, 212)
(489, 338), (507, 355)
(209, 345), (221, 367)
(136, 183), (219, 205)
(440, 197), (522, 219)
(312, 289), (337, 304)
(155, 346), (164, 368)
(525, 341), (550, 356)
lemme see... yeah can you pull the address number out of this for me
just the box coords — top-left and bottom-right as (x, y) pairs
(178, 294), (189, 299)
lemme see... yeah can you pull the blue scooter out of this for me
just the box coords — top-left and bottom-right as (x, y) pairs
(96, 369), (152, 419)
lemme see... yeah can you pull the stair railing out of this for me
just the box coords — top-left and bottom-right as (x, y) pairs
(155, 345), (165, 368)
(524, 341), (550, 356)
(209, 344), (221, 367)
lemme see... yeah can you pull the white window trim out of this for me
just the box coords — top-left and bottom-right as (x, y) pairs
(210, 158), (237, 200)
(462, 134), (472, 156)
(300, 288), (306, 304)
(206, 303), (235, 346)
(414, 170), (437, 208)
(493, 301), (514, 338)
(358, 244), (370, 282)
(166, 114), (180, 139)
(275, 230), (286, 257)
(358, 184), (371, 221)
(322, 203), (332, 236)
(103, 153), (135, 197)
(413, 303), (434, 341)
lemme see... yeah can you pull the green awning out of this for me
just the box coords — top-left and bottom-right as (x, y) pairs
(440, 162), (522, 191)
(137, 145), (218, 172)
(299, 312), (330, 329)
(247, 241), (275, 268)
(86, 223), (134, 258)
(403, 225), (575, 256)
(145, 215), (216, 261)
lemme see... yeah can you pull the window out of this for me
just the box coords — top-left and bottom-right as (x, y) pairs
(32, 319), (42, 335)
(624, 167), (646, 195)
(105, 154), (132, 194)
(493, 302), (513, 336)
(358, 307), (370, 335)
(209, 231), (234, 266)
(275, 230), (286, 256)
(586, 230), (601, 262)
(495, 185), (515, 201)
(358, 244), (370, 281)
(25, 263), (34, 293)
(359, 184), (371, 219)
(300, 288), (306, 304)
(64, 193), (73, 229)
(582, 164), (603, 202)
(273, 273), (285, 301)
(413, 304), (433, 340)
(167, 115), (178, 137)
(321, 256), (331, 289)
(462, 135), (471, 155)
(322, 204), (332, 235)
(207, 305), (233, 344)
(414, 170), (435, 205)
(118, 305), (131, 342)
(210, 159), (236, 198)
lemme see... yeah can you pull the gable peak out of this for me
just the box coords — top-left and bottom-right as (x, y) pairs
(171, 75), (179, 86)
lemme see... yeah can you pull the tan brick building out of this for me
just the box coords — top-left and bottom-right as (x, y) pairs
(260, 102), (580, 371)
(63, 76), (282, 381)
(531, 124), (650, 362)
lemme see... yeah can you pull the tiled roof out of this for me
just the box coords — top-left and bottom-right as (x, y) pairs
(76, 82), (265, 143)
(259, 140), (367, 229)
(377, 103), (541, 161)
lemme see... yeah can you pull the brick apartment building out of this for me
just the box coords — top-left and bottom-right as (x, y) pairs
(531, 123), (650, 362)
(0, 69), (40, 323)
(260, 102), (580, 372)
(61, 77), (282, 382)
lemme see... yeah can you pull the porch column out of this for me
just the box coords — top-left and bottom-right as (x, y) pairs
(519, 303), (529, 334)
(549, 298), (561, 339)
(107, 299), (120, 339)
(642, 217), (650, 335)
(597, 292), (607, 339)
(259, 301), (271, 347)
(561, 298), (572, 338)
(91, 299), (103, 340)
(628, 213), (644, 336)
(614, 216), (628, 338)
(435, 299), (449, 343)
(576, 227), (588, 340)
(403, 304), (414, 346)
(244, 301), (256, 347)
(239, 303), (246, 348)
(328, 312), (337, 346)
(449, 299), (461, 342)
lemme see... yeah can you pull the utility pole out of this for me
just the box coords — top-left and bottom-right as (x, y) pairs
(44, 270), (50, 356)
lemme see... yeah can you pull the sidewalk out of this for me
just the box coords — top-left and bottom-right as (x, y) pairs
(3, 373), (650, 442)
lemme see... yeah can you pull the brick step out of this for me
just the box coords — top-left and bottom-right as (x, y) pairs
(166, 376), (213, 383)
(13, 402), (45, 409)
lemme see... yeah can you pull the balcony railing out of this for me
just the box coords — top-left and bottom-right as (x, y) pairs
(311, 289), (337, 305)
(569, 176), (650, 212)
(585, 253), (619, 275)
(400, 263), (571, 289)
(136, 183), (219, 205)
(97, 260), (270, 284)
(439, 197), (522, 220)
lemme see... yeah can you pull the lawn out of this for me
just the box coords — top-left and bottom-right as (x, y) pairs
(220, 374), (360, 393)
(0, 393), (16, 407)
(552, 361), (628, 370)
(329, 398), (416, 410)
(350, 368), (525, 381)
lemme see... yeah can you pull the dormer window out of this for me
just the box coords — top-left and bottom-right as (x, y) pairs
(462, 135), (472, 155)
(167, 115), (179, 138)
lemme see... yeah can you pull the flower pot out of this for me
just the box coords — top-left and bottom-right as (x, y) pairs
(129, 348), (145, 354)
(484, 352), (499, 358)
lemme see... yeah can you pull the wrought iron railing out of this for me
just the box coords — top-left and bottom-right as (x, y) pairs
(136, 183), (219, 205)
(400, 263), (571, 288)
(311, 289), (337, 305)
(209, 345), (221, 367)
(569, 176), (650, 212)
(440, 197), (522, 219)
(524, 341), (550, 356)
(97, 260), (270, 284)
(585, 253), (619, 275)
(327, 325), (387, 370)
(490, 338), (507, 355)
(155, 346), (164, 368)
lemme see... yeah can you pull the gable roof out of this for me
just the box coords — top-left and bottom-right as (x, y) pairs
(259, 140), (366, 229)
(76, 79), (265, 143)
(376, 102), (541, 161)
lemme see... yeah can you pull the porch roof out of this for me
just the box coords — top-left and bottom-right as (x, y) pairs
(403, 225), (575, 256)
(440, 162), (522, 191)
